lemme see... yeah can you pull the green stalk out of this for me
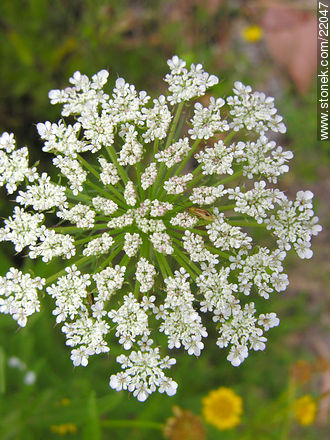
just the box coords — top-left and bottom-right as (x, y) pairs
(156, 139), (201, 201)
(157, 252), (173, 277)
(170, 227), (207, 237)
(172, 138), (201, 176)
(280, 379), (296, 440)
(182, 172), (204, 194)
(155, 252), (169, 280)
(75, 233), (104, 246)
(85, 181), (125, 207)
(105, 145), (129, 184)
(134, 279), (140, 299)
(45, 256), (91, 285)
(152, 138), (159, 160)
(150, 103), (185, 199)
(228, 220), (266, 228)
(173, 244), (201, 277)
(165, 102), (185, 149)
(218, 169), (243, 185)
(77, 154), (100, 179)
(205, 244), (231, 260)
(54, 223), (109, 234)
(65, 190), (91, 202)
(101, 419), (164, 431)
(119, 253), (130, 267)
(217, 204), (236, 211)
(223, 130), (236, 144)
(97, 242), (125, 272)
(150, 162), (165, 199)
(135, 162), (144, 200)
(192, 162), (203, 177)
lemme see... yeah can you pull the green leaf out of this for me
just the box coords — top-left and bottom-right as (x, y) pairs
(82, 390), (101, 440)
(0, 346), (6, 394)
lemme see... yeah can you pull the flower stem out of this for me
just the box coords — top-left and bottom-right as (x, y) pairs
(184, 172), (204, 192)
(98, 240), (125, 271)
(152, 138), (159, 160)
(228, 220), (266, 227)
(101, 419), (164, 430)
(280, 379), (296, 440)
(173, 244), (201, 277)
(151, 103), (185, 199)
(192, 162), (203, 177)
(77, 154), (100, 179)
(85, 181), (125, 207)
(157, 252), (173, 277)
(205, 245), (231, 260)
(173, 138), (200, 176)
(54, 223), (109, 234)
(218, 169), (243, 185)
(218, 204), (236, 211)
(155, 251), (168, 280)
(105, 145), (129, 184)
(135, 162), (144, 200)
(223, 130), (236, 144)
(75, 233), (104, 246)
(165, 102), (185, 149)
(65, 190), (91, 202)
(45, 256), (91, 285)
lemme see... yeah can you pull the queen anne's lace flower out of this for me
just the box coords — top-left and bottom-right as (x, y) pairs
(0, 56), (321, 401)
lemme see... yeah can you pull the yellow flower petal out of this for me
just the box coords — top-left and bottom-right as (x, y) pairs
(242, 25), (263, 43)
(202, 387), (243, 430)
(293, 395), (317, 426)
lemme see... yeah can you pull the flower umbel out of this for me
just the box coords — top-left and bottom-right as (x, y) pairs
(202, 387), (243, 430)
(0, 56), (322, 401)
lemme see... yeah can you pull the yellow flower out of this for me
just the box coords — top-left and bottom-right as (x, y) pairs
(50, 423), (78, 435)
(202, 387), (243, 430)
(293, 395), (317, 426)
(60, 397), (71, 406)
(242, 25), (263, 43)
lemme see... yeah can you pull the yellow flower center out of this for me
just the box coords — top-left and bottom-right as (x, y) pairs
(202, 387), (243, 430)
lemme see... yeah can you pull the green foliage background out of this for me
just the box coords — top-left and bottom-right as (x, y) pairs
(0, 1), (328, 439)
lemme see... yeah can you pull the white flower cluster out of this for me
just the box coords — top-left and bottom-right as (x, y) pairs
(190, 185), (226, 205)
(227, 81), (287, 134)
(110, 340), (177, 402)
(156, 269), (208, 357)
(62, 312), (110, 367)
(16, 173), (67, 211)
(0, 268), (44, 327)
(142, 95), (172, 143)
(82, 233), (114, 256)
(195, 140), (234, 176)
(0, 56), (321, 401)
(0, 132), (38, 194)
(165, 56), (219, 104)
(29, 229), (75, 262)
(164, 174), (193, 194)
(236, 136), (294, 183)
(155, 137), (191, 168)
(57, 203), (95, 228)
(188, 97), (229, 139)
(0, 207), (44, 252)
(206, 211), (252, 251)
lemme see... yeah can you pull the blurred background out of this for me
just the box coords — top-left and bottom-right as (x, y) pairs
(0, 0), (329, 439)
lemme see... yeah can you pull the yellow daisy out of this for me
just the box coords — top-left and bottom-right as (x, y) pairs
(293, 395), (317, 426)
(50, 423), (78, 435)
(202, 387), (243, 430)
(242, 25), (263, 43)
